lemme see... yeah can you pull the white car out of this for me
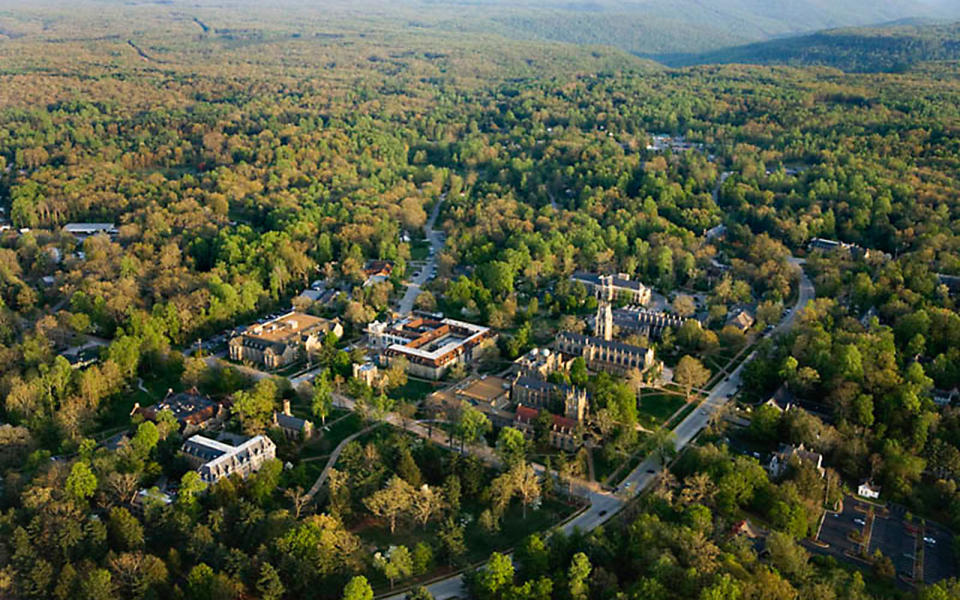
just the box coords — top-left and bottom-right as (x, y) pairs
(853, 518), (865, 526)
(924, 537), (936, 545)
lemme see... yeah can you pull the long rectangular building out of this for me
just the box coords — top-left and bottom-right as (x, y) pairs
(368, 316), (496, 380)
(571, 272), (651, 305)
(612, 308), (688, 340)
(556, 331), (655, 376)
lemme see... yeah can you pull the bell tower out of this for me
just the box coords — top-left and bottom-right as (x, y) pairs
(595, 275), (614, 342)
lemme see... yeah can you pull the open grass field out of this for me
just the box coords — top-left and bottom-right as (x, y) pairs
(637, 390), (687, 428)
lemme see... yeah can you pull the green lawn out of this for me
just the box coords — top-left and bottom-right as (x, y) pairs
(410, 240), (431, 262)
(388, 378), (440, 403)
(98, 370), (182, 433)
(637, 391), (687, 428)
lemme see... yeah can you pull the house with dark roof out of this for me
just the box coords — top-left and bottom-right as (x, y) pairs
(363, 260), (394, 286)
(763, 385), (795, 413)
(937, 273), (960, 295)
(272, 400), (314, 440)
(767, 443), (824, 478)
(134, 387), (223, 434)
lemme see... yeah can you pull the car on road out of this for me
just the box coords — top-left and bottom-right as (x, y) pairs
(924, 536), (936, 545)
(646, 469), (656, 474)
(598, 510), (607, 517)
(853, 518), (865, 526)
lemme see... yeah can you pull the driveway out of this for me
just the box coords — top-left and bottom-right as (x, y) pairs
(397, 197), (446, 315)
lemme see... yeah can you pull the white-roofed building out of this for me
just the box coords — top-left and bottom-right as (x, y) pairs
(367, 316), (496, 380)
(180, 434), (276, 484)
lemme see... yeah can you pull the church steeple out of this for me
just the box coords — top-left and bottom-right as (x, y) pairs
(595, 275), (614, 342)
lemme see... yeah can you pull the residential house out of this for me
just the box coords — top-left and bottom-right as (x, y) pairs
(767, 443), (824, 478)
(363, 260), (393, 286)
(726, 308), (755, 333)
(857, 481), (881, 500)
(763, 385), (795, 413)
(134, 387), (223, 434)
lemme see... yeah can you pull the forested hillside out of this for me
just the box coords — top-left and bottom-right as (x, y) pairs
(666, 21), (960, 72)
(5, 0), (960, 55)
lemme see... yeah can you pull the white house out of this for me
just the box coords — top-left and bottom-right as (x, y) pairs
(857, 481), (881, 500)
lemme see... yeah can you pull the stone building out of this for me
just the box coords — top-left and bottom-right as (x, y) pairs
(229, 312), (343, 369)
(510, 375), (587, 423)
(180, 434), (277, 484)
(556, 332), (655, 376)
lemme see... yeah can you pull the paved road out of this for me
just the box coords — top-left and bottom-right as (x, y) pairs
(384, 260), (814, 599)
(397, 197), (446, 315)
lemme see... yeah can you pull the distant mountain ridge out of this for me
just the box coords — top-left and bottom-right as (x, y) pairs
(413, 0), (960, 54)
(658, 21), (960, 72)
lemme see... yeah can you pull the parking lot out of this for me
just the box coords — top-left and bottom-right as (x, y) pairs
(816, 497), (868, 561)
(811, 496), (957, 586)
(869, 504), (916, 580)
(923, 522), (956, 584)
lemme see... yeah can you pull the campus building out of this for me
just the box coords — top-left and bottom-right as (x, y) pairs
(272, 400), (314, 440)
(556, 332), (656, 376)
(571, 272), (652, 305)
(510, 375), (588, 423)
(229, 312), (343, 369)
(367, 316), (496, 380)
(513, 348), (574, 379)
(513, 405), (581, 451)
(180, 434), (276, 484)
(612, 308), (688, 340)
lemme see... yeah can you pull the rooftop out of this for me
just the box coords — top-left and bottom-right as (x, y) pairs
(243, 311), (333, 343)
(558, 331), (652, 355)
(572, 272), (649, 292)
(375, 317), (492, 363)
(430, 375), (509, 407)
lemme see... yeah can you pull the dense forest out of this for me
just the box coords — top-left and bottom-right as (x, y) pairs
(0, 1), (959, 600)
